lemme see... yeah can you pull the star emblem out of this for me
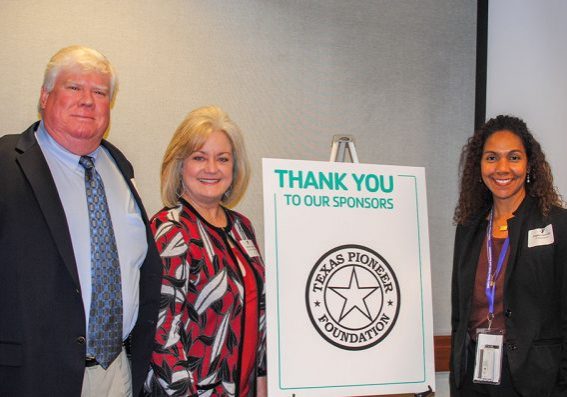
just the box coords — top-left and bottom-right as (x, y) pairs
(329, 267), (379, 322)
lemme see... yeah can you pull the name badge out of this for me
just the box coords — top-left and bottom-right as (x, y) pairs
(241, 239), (260, 258)
(473, 331), (504, 385)
(528, 224), (554, 248)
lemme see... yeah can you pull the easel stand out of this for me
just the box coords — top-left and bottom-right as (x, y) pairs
(329, 135), (434, 397)
(330, 135), (359, 163)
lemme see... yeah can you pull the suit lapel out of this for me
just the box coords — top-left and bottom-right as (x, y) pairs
(504, 218), (522, 290)
(101, 140), (151, 225)
(459, 216), (486, 311)
(15, 123), (81, 287)
(503, 196), (534, 290)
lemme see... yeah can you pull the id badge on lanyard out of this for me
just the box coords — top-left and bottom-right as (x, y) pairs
(474, 329), (504, 384)
(473, 209), (508, 385)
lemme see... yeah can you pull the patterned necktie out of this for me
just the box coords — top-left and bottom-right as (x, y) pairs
(79, 155), (123, 369)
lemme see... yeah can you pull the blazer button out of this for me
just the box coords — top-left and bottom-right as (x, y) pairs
(76, 336), (86, 345)
(507, 343), (517, 351)
(505, 309), (512, 318)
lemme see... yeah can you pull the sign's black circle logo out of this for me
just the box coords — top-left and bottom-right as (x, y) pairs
(305, 244), (400, 350)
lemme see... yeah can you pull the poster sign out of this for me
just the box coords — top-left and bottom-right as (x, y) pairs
(262, 158), (435, 397)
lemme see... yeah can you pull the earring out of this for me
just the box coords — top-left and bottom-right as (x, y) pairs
(527, 173), (531, 184)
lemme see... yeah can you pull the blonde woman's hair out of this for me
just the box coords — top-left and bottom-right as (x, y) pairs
(161, 105), (250, 208)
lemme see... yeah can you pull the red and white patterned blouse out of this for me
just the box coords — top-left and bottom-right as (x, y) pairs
(145, 199), (266, 397)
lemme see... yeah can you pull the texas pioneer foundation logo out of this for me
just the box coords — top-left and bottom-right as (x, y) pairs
(306, 244), (400, 350)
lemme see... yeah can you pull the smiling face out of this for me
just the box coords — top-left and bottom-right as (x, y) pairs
(181, 130), (234, 209)
(40, 68), (111, 155)
(481, 129), (528, 209)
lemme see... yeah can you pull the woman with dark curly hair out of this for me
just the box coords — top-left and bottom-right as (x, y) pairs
(450, 115), (567, 397)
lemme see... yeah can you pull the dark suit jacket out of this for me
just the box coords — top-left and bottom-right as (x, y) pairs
(450, 195), (567, 397)
(0, 122), (162, 396)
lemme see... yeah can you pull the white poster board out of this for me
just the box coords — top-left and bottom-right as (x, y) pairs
(262, 158), (435, 397)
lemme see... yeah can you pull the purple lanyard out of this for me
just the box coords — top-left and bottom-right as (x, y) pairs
(485, 209), (510, 327)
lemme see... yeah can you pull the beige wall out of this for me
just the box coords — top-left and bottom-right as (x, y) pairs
(0, 0), (476, 351)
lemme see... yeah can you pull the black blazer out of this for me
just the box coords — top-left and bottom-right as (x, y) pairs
(450, 195), (567, 397)
(0, 122), (162, 396)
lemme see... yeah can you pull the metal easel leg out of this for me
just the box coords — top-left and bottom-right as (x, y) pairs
(414, 385), (433, 397)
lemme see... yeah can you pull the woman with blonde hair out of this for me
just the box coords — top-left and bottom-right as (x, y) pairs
(145, 106), (266, 397)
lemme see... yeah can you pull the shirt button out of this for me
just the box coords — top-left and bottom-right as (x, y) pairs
(76, 336), (86, 344)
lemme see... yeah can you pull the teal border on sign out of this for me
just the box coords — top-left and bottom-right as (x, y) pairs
(272, 174), (429, 392)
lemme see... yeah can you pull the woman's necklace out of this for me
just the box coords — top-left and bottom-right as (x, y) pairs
(493, 213), (512, 233)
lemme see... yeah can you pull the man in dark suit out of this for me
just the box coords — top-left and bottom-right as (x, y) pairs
(0, 46), (161, 396)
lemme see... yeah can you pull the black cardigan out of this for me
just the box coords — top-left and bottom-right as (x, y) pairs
(450, 195), (567, 397)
